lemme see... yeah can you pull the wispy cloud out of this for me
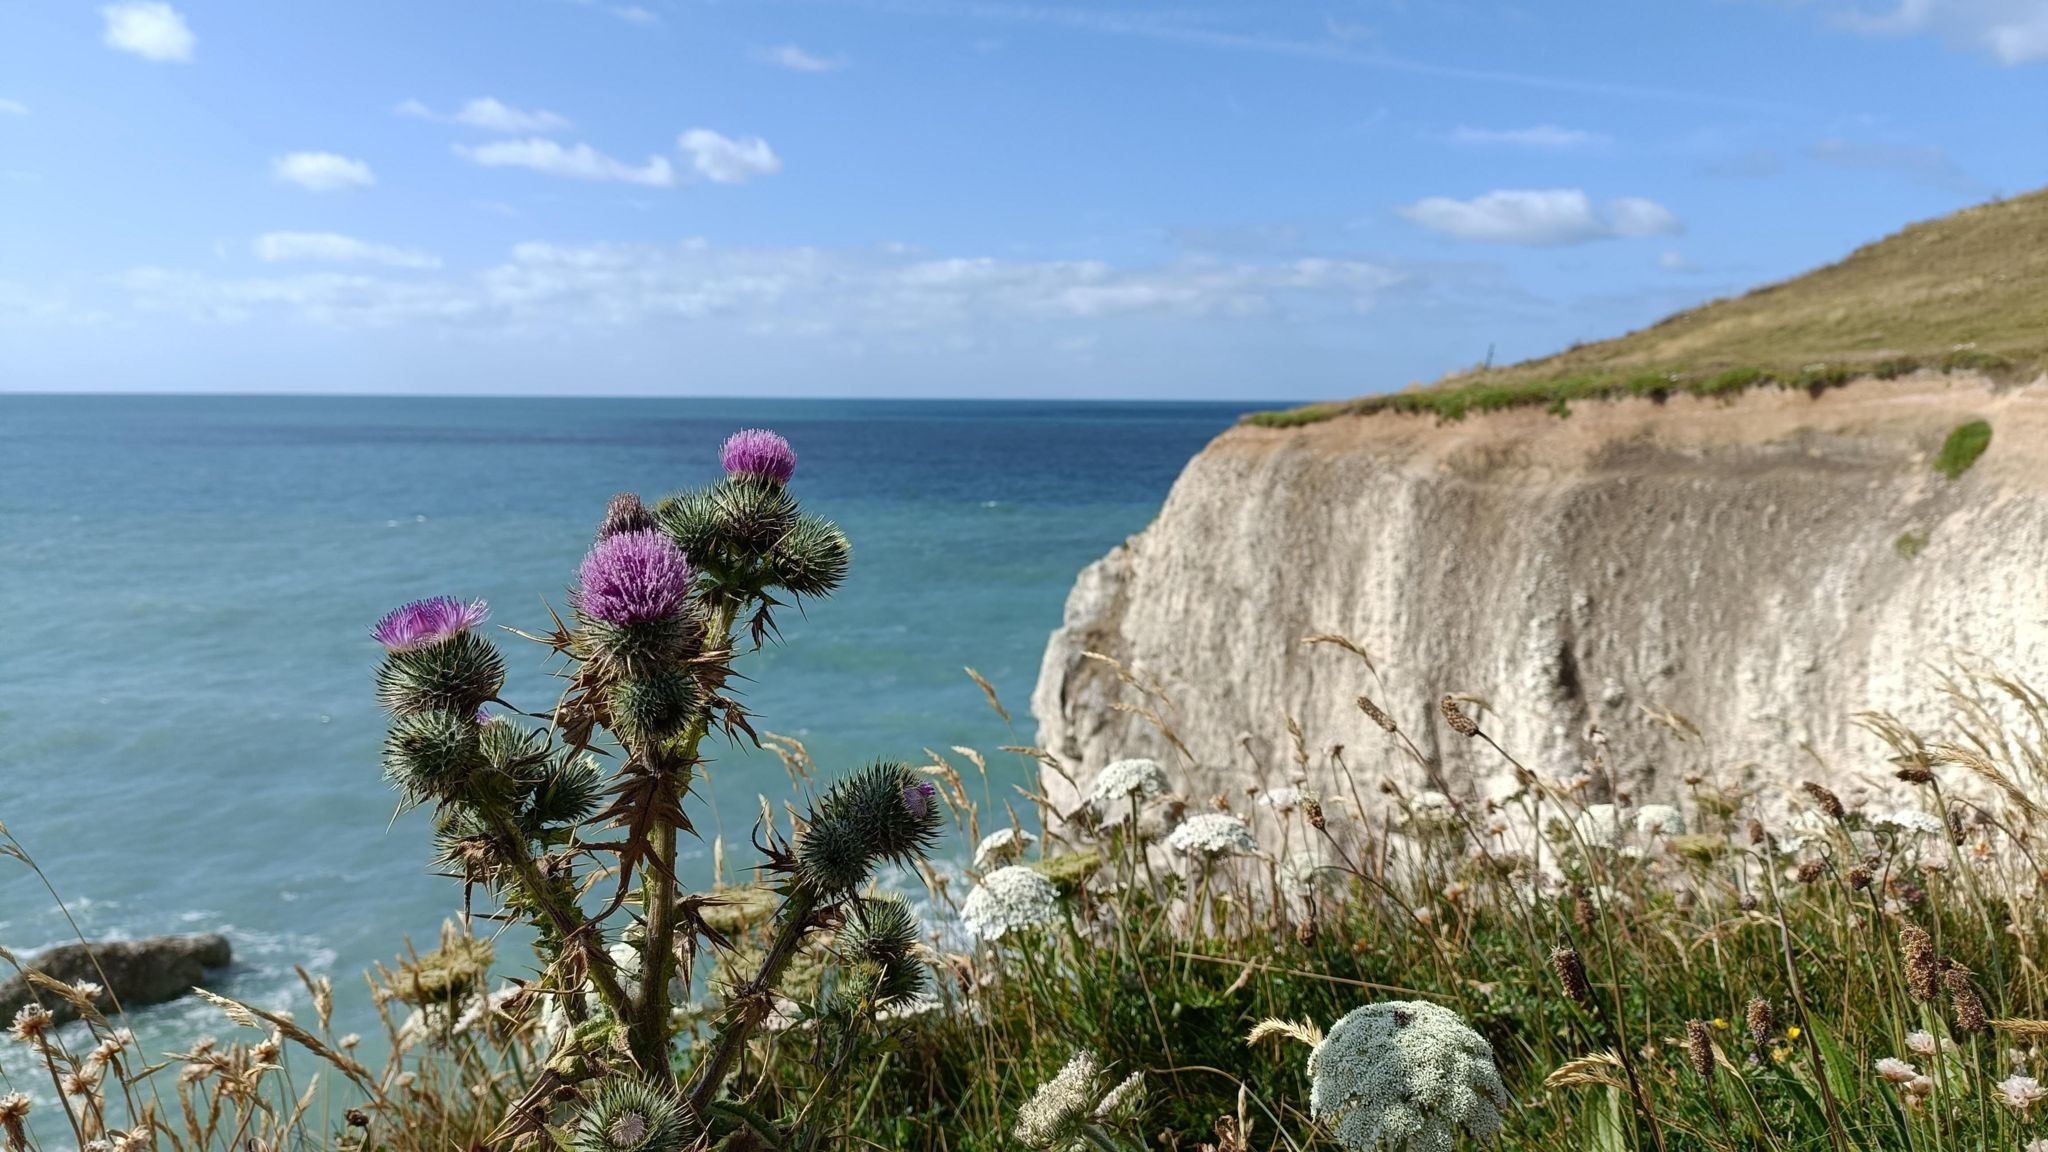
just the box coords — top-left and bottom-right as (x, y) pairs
(1449, 124), (1611, 151)
(613, 5), (660, 24)
(101, 1), (194, 63)
(799, 0), (1792, 110)
(458, 138), (677, 186)
(254, 232), (441, 270)
(0, 99), (27, 117)
(1400, 189), (1681, 246)
(760, 43), (847, 71)
(399, 97), (573, 134)
(678, 130), (782, 183)
(1809, 136), (1986, 192)
(1831, 0), (2048, 65)
(272, 152), (376, 192)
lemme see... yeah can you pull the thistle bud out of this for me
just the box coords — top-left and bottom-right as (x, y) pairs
(1440, 695), (1481, 738)
(597, 493), (657, 540)
(710, 478), (800, 555)
(573, 1078), (694, 1152)
(1551, 945), (1593, 1010)
(1356, 696), (1399, 734)
(796, 762), (944, 895)
(607, 672), (700, 749)
(382, 709), (486, 807)
(1800, 781), (1846, 821)
(837, 895), (929, 1008)
(769, 515), (852, 597)
(1685, 1019), (1715, 1079)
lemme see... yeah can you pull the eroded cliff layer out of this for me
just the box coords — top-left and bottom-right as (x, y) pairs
(1033, 376), (2048, 810)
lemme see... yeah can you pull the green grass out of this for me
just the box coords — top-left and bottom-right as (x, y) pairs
(1893, 531), (1928, 560)
(1934, 420), (1993, 480)
(1248, 185), (2048, 427)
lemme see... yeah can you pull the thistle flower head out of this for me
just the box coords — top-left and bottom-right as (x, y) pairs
(576, 530), (695, 627)
(572, 1078), (693, 1152)
(1307, 1000), (1508, 1151)
(1905, 1030), (1945, 1058)
(973, 826), (1037, 868)
(961, 865), (1062, 940)
(1166, 812), (1260, 860)
(720, 428), (797, 484)
(597, 492), (656, 539)
(902, 779), (938, 821)
(1084, 757), (1169, 817)
(376, 628), (507, 718)
(373, 597), (490, 652)
(796, 761), (944, 895)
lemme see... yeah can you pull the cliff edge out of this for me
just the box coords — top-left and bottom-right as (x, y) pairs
(1032, 375), (2048, 810)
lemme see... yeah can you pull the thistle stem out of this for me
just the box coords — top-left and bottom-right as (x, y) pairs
(686, 887), (820, 1119)
(482, 806), (633, 1021)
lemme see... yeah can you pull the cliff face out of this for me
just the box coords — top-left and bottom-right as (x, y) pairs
(1032, 376), (2048, 811)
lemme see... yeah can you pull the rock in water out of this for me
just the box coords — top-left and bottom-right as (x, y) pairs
(0, 934), (231, 1024)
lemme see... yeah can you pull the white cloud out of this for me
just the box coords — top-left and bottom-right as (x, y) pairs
(1657, 250), (1697, 273)
(458, 138), (676, 186)
(761, 44), (846, 71)
(0, 99), (27, 117)
(400, 97), (573, 134)
(101, 2), (194, 62)
(1835, 0), (2048, 64)
(613, 5), (660, 24)
(678, 129), (781, 184)
(272, 152), (376, 192)
(117, 242), (1402, 332)
(1808, 136), (1983, 191)
(1449, 124), (1610, 150)
(1399, 189), (1682, 246)
(254, 232), (441, 270)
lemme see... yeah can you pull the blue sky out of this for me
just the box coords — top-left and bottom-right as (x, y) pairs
(1, 1), (2043, 399)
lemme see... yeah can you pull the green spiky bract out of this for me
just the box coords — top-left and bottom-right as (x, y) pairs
(769, 515), (852, 598)
(374, 631), (506, 717)
(382, 709), (485, 807)
(795, 811), (872, 896)
(838, 894), (929, 1008)
(570, 612), (699, 680)
(608, 672), (701, 748)
(655, 489), (722, 560)
(521, 752), (604, 834)
(709, 477), (800, 555)
(830, 761), (944, 869)
(573, 1078), (694, 1152)
(479, 717), (551, 781)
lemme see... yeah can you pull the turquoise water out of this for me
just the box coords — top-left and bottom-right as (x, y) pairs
(0, 395), (1245, 1116)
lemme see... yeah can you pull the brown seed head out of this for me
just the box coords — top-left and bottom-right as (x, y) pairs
(1744, 997), (1774, 1049)
(1801, 782), (1846, 821)
(1895, 765), (1935, 785)
(1685, 1019), (1715, 1079)
(0, 1091), (30, 1152)
(1848, 864), (1874, 891)
(1901, 926), (1939, 1002)
(1573, 894), (1597, 931)
(1796, 859), (1826, 884)
(6, 1005), (51, 1049)
(1303, 797), (1325, 831)
(1356, 695), (1399, 733)
(1296, 917), (1318, 947)
(1946, 967), (1988, 1033)
(1551, 945), (1594, 1010)
(1440, 695), (1481, 738)
(1947, 808), (1968, 845)
(344, 1108), (370, 1128)
(597, 492), (656, 540)
(1737, 892), (1760, 912)
(1747, 818), (1767, 847)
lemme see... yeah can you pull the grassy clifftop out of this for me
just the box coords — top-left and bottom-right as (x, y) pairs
(1254, 185), (2048, 426)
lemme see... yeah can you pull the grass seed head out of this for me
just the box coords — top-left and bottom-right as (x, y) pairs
(1801, 781), (1847, 821)
(1551, 945), (1593, 1010)
(1439, 695), (1481, 738)
(1685, 1019), (1715, 1079)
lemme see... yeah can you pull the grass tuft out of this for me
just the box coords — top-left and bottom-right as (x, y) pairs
(1934, 419), (1992, 479)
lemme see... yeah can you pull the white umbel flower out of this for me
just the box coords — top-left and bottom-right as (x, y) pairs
(974, 826), (1037, 867)
(1167, 813), (1259, 860)
(1401, 791), (1460, 833)
(1307, 1000), (1508, 1151)
(1633, 804), (1684, 837)
(1872, 808), (1944, 836)
(1085, 758), (1170, 818)
(961, 865), (1062, 940)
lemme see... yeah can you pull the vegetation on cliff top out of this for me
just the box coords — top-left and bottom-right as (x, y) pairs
(1250, 186), (2048, 427)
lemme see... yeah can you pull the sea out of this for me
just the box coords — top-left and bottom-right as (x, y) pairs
(0, 394), (1248, 1126)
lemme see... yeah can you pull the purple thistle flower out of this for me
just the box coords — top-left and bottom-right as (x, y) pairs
(902, 780), (938, 821)
(372, 597), (490, 652)
(575, 530), (694, 626)
(719, 428), (797, 485)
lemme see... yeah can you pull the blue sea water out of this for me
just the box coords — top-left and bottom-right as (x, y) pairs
(0, 394), (1246, 1120)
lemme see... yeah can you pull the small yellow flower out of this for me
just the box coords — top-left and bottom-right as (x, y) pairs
(1712, 1018), (1729, 1030)
(1771, 1046), (1790, 1063)
(1787, 1026), (1803, 1040)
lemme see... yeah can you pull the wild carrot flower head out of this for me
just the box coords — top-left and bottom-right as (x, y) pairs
(373, 597), (489, 651)
(576, 530), (694, 626)
(1012, 1051), (1142, 1150)
(1167, 813), (1260, 860)
(973, 826), (1036, 868)
(1307, 1000), (1508, 1151)
(1085, 757), (1169, 817)
(720, 428), (797, 484)
(960, 865), (1061, 940)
